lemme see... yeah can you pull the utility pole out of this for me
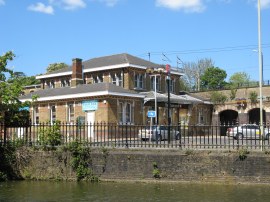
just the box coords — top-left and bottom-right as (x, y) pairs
(166, 64), (171, 144)
(258, 0), (264, 151)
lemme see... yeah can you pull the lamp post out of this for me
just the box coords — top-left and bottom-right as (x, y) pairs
(258, 0), (264, 151)
(166, 64), (171, 144)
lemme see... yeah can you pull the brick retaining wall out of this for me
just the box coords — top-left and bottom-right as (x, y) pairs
(19, 148), (270, 184)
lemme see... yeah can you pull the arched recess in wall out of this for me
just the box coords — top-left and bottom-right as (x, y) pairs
(248, 108), (266, 124)
(219, 110), (238, 136)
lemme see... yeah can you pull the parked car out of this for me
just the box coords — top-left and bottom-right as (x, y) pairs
(138, 125), (180, 141)
(226, 124), (270, 140)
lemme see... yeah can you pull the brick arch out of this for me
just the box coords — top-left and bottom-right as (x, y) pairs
(219, 109), (239, 124)
(219, 109), (238, 136)
(214, 104), (239, 115)
(248, 108), (266, 124)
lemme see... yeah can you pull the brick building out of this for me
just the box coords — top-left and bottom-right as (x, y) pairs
(20, 53), (210, 126)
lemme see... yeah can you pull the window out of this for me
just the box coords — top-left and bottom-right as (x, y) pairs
(50, 105), (56, 123)
(118, 102), (123, 123)
(46, 80), (55, 89)
(134, 73), (144, 89)
(93, 75), (103, 83)
(169, 79), (175, 93)
(198, 108), (205, 124)
(33, 107), (39, 124)
(61, 79), (70, 87)
(125, 103), (131, 123)
(118, 101), (134, 124)
(67, 103), (75, 123)
(151, 76), (160, 91)
(111, 73), (122, 86)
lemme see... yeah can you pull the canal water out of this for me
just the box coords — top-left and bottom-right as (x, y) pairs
(1, 181), (270, 202)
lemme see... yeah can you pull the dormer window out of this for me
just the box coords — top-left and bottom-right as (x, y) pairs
(93, 74), (103, 83)
(134, 73), (144, 89)
(151, 76), (160, 91)
(46, 80), (55, 89)
(111, 73), (122, 87)
(61, 79), (70, 87)
(169, 78), (175, 93)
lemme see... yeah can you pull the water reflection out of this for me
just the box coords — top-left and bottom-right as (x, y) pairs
(0, 181), (270, 202)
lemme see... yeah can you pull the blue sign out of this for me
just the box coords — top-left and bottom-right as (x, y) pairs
(82, 100), (98, 111)
(147, 111), (156, 118)
(19, 106), (30, 111)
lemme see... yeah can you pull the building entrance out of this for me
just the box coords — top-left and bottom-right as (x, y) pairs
(87, 111), (95, 138)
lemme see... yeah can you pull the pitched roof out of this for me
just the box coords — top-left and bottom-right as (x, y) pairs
(140, 91), (205, 105)
(39, 53), (161, 76)
(83, 53), (160, 69)
(37, 53), (184, 79)
(20, 83), (144, 102)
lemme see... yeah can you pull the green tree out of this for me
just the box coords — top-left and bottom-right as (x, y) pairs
(7, 72), (40, 86)
(0, 51), (30, 124)
(229, 72), (250, 88)
(46, 63), (68, 73)
(201, 67), (227, 90)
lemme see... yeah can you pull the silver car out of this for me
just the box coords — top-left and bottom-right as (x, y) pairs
(226, 124), (270, 140)
(138, 125), (180, 141)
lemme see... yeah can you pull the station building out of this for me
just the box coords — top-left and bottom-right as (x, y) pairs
(20, 53), (211, 126)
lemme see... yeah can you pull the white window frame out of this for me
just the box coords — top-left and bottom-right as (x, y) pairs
(46, 80), (55, 89)
(169, 79), (175, 93)
(151, 76), (161, 91)
(118, 101), (134, 124)
(61, 79), (70, 87)
(33, 106), (39, 125)
(111, 72), (123, 87)
(50, 105), (56, 124)
(93, 74), (103, 83)
(67, 103), (75, 123)
(134, 73), (144, 89)
(198, 108), (205, 124)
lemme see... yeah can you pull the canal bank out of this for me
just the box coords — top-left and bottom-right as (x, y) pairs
(2, 146), (270, 184)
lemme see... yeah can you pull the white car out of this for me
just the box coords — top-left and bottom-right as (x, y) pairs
(138, 125), (180, 141)
(226, 124), (270, 140)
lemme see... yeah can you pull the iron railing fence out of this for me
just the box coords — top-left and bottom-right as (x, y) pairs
(1, 122), (270, 150)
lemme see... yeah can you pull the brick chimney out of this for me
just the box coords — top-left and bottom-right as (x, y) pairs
(71, 58), (83, 87)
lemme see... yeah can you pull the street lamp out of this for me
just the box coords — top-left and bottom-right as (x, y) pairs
(166, 64), (171, 144)
(258, 0), (264, 150)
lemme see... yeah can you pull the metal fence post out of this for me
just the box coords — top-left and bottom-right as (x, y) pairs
(125, 123), (128, 148)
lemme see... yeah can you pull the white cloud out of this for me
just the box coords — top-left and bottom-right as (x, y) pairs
(261, 0), (270, 9)
(0, 0), (5, 6)
(156, 0), (206, 12)
(50, 0), (86, 10)
(28, 2), (54, 14)
(247, 0), (270, 9)
(98, 0), (119, 7)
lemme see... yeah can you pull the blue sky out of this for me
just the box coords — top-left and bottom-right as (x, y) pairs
(0, 0), (270, 81)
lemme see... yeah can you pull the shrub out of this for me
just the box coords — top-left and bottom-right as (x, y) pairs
(152, 162), (160, 178)
(249, 91), (258, 103)
(38, 121), (62, 146)
(210, 91), (227, 104)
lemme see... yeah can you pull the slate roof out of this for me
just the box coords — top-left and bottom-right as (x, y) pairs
(83, 53), (160, 69)
(140, 91), (204, 105)
(42, 53), (161, 76)
(20, 83), (144, 102)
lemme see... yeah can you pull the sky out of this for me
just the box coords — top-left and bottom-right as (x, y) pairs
(0, 0), (270, 82)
